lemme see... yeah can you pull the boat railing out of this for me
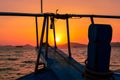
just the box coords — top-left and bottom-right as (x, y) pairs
(0, 12), (120, 72)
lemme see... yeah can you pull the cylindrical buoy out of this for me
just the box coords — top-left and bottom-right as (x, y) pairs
(87, 24), (112, 72)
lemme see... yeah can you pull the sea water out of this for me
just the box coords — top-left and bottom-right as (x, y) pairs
(0, 46), (120, 80)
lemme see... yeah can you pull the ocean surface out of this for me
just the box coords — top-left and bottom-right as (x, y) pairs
(0, 46), (120, 80)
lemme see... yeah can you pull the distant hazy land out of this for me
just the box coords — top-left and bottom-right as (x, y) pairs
(0, 44), (34, 48)
(57, 42), (87, 48)
(0, 42), (120, 48)
(57, 42), (120, 48)
(110, 42), (120, 47)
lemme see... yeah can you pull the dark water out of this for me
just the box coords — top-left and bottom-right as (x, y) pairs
(0, 46), (120, 80)
(0, 47), (36, 80)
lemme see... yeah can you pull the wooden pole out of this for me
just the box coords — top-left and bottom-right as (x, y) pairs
(66, 18), (71, 57)
(35, 16), (39, 49)
(45, 16), (49, 58)
(52, 17), (57, 49)
(90, 17), (94, 24)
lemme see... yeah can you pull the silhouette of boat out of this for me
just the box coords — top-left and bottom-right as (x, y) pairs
(0, 12), (120, 80)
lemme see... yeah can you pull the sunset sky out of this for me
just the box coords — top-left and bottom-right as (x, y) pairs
(0, 0), (120, 46)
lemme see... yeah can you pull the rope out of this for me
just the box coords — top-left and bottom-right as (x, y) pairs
(83, 68), (115, 80)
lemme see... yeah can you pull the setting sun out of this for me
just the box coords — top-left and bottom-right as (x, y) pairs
(56, 37), (60, 43)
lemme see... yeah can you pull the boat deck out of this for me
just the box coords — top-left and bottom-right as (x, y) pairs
(17, 47), (120, 80)
(17, 47), (85, 80)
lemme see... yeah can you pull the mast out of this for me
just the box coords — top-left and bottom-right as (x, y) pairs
(41, 0), (43, 13)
